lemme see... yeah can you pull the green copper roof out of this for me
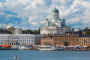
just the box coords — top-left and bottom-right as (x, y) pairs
(59, 19), (61, 21)
(48, 23), (56, 27)
(52, 24), (56, 26)
(46, 19), (48, 21)
(53, 8), (59, 13)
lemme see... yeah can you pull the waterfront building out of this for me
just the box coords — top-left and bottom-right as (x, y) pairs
(40, 34), (90, 47)
(40, 34), (79, 47)
(0, 34), (43, 46)
(40, 36), (54, 45)
(79, 37), (90, 47)
(40, 7), (71, 35)
(53, 35), (79, 46)
(0, 28), (43, 46)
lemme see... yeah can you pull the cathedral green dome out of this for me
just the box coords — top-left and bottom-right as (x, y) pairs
(53, 8), (59, 13)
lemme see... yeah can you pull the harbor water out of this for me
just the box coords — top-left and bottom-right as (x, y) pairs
(0, 50), (90, 60)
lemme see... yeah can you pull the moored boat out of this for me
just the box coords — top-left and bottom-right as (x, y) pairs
(37, 45), (64, 51)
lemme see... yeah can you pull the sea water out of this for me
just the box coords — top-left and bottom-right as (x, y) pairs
(0, 50), (90, 60)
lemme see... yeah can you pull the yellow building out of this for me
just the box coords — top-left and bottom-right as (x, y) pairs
(79, 37), (90, 47)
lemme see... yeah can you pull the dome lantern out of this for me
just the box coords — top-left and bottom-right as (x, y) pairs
(53, 7), (59, 13)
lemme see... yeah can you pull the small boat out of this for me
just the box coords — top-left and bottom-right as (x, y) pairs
(13, 55), (18, 59)
(37, 45), (64, 51)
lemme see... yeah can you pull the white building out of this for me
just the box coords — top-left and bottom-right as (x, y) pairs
(40, 7), (71, 35)
(0, 29), (43, 46)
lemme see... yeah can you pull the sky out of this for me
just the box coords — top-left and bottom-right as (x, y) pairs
(0, 0), (90, 30)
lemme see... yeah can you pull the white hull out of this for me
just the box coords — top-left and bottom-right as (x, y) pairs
(37, 45), (64, 51)
(38, 47), (64, 51)
(19, 46), (30, 50)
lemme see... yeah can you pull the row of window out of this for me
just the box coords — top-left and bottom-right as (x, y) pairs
(0, 42), (32, 45)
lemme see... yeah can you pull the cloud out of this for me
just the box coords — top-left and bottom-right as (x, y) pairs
(67, 17), (80, 24)
(0, 12), (6, 15)
(53, 0), (73, 6)
(0, 24), (7, 28)
(31, 22), (38, 26)
(0, 2), (4, 8)
(0, 0), (90, 30)
(40, 20), (46, 24)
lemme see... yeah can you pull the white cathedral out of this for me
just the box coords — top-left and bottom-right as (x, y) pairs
(40, 7), (71, 35)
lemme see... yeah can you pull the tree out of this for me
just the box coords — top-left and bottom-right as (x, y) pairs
(86, 31), (90, 35)
(22, 28), (40, 34)
(7, 31), (12, 34)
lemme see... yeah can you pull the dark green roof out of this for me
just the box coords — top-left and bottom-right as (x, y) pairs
(59, 19), (61, 21)
(46, 19), (48, 21)
(53, 8), (59, 13)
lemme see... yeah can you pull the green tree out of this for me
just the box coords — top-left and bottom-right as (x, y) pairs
(22, 28), (40, 34)
(86, 31), (90, 35)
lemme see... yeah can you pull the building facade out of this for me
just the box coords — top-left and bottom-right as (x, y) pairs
(40, 7), (71, 35)
(0, 28), (43, 46)
(53, 35), (79, 46)
(40, 36), (54, 45)
(40, 34), (79, 46)
(0, 34), (43, 46)
(40, 34), (90, 47)
(79, 37), (90, 47)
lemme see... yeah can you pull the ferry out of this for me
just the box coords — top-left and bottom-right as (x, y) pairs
(37, 45), (64, 51)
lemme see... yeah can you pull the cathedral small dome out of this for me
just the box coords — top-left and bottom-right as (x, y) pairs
(6, 25), (14, 29)
(53, 7), (59, 13)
